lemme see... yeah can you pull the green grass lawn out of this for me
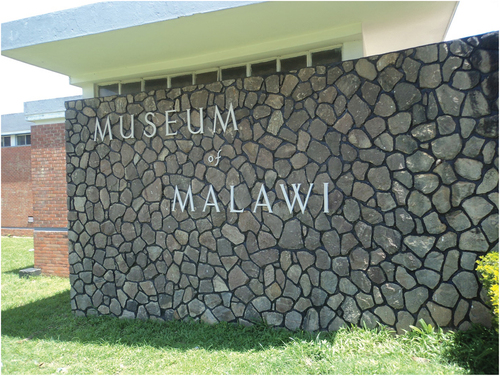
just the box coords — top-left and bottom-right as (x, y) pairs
(1, 236), (497, 374)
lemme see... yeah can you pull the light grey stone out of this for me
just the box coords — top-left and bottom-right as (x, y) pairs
(412, 122), (437, 142)
(378, 66), (404, 92)
(365, 117), (386, 138)
(367, 166), (391, 191)
(222, 224), (245, 245)
(476, 115), (499, 138)
(405, 287), (429, 314)
(375, 306), (395, 325)
(431, 134), (462, 160)
(374, 133), (394, 152)
(442, 250), (460, 281)
(381, 283), (404, 309)
(433, 284), (459, 308)
(279, 220), (304, 249)
(455, 158), (483, 181)
(435, 85), (465, 116)
(374, 94), (396, 117)
(462, 197), (493, 225)
(423, 212), (447, 234)
(452, 271), (479, 299)
(482, 214), (499, 243)
(407, 151), (435, 173)
(395, 266), (416, 289)
(432, 186), (451, 214)
(332, 257), (350, 276)
(463, 136), (485, 158)
(454, 299), (469, 326)
(348, 95), (371, 126)
(352, 182), (375, 202)
(427, 302), (452, 327)
(415, 269), (440, 289)
(462, 91), (490, 117)
(477, 169), (499, 194)
(303, 308), (320, 332)
(373, 226), (401, 255)
(414, 174), (439, 194)
(377, 192), (397, 212)
(419, 64), (442, 88)
(356, 59), (377, 80)
(320, 270), (338, 295)
(469, 301), (492, 328)
(451, 181), (476, 207)
(408, 191), (432, 217)
(446, 210), (471, 231)
(213, 306), (236, 322)
(339, 278), (358, 295)
(434, 162), (457, 185)
(252, 296), (272, 312)
(285, 311), (302, 331)
(394, 83), (422, 111)
(424, 251), (444, 272)
(396, 311), (415, 335)
(349, 248), (369, 270)
(228, 266), (249, 290)
(336, 74), (361, 98)
(394, 170), (413, 189)
(341, 297), (361, 324)
(388, 112), (411, 135)
(348, 129), (372, 149)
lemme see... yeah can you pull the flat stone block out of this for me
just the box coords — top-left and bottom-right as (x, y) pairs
(19, 268), (42, 278)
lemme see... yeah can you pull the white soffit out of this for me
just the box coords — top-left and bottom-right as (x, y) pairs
(2, 1), (457, 87)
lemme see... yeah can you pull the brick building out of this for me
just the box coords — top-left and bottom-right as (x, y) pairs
(2, 97), (80, 277)
(1, 113), (34, 237)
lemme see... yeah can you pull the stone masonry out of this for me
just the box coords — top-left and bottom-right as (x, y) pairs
(66, 32), (498, 332)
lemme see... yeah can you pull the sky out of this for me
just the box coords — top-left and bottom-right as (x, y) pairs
(0, 0), (499, 117)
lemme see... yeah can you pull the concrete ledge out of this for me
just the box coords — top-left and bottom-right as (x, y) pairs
(19, 267), (42, 278)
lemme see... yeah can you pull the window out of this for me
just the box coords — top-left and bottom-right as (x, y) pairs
(1, 134), (31, 147)
(2, 136), (11, 147)
(171, 75), (193, 88)
(312, 48), (342, 66)
(280, 55), (307, 72)
(196, 71), (218, 85)
(16, 134), (31, 146)
(96, 45), (343, 95)
(252, 60), (277, 76)
(221, 66), (246, 80)
(99, 84), (119, 97)
(145, 78), (168, 91)
(121, 82), (142, 95)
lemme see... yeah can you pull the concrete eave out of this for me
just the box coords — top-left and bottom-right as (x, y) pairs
(24, 95), (83, 125)
(2, 1), (457, 90)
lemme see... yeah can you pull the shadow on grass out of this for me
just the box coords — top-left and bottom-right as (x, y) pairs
(2, 264), (35, 276)
(444, 324), (499, 375)
(3, 288), (497, 374)
(1, 290), (329, 353)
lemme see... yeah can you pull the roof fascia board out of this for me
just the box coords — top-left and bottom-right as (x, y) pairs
(2, 1), (264, 52)
(25, 112), (66, 125)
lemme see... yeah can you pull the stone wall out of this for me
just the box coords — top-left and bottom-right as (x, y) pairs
(66, 32), (498, 332)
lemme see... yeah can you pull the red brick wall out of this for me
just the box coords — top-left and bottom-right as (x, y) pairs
(31, 123), (68, 228)
(1, 229), (34, 237)
(31, 123), (69, 277)
(34, 231), (69, 277)
(1, 145), (34, 228)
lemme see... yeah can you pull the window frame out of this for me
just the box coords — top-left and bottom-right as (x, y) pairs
(96, 44), (343, 96)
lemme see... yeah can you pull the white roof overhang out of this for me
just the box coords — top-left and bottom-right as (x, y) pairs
(2, 1), (458, 89)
